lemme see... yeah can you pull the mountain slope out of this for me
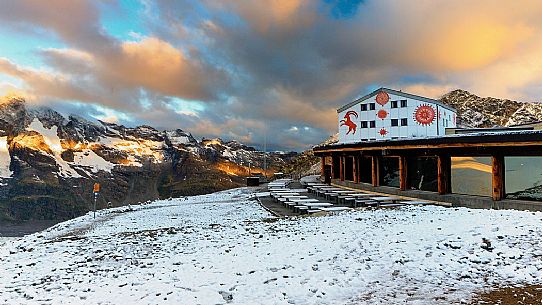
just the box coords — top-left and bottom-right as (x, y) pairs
(0, 96), (290, 221)
(440, 89), (542, 128)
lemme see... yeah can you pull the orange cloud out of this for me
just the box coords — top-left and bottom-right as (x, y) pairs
(265, 87), (337, 131)
(225, 0), (316, 34)
(102, 37), (220, 100)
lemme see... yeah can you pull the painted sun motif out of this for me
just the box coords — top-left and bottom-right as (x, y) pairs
(414, 104), (436, 126)
(379, 128), (388, 136)
(377, 109), (388, 119)
(375, 91), (389, 106)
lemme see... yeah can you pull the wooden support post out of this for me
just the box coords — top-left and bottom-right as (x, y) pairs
(356, 155), (362, 183)
(330, 155), (335, 180)
(437, 155), (451, 195)
(371, 156), (380, 187)
(339, 156), (345, 181)
(492, 155), (505, 201)
(399, 156), (408, 191)
(353, 156), (358, 183)
(320, 157), (325, 179)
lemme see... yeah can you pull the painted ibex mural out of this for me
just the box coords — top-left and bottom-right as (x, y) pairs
(340, 110), (358, 135)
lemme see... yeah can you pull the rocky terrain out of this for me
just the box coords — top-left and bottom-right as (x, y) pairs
(440, 89), (542, 128)
(0, 96), (293, 221)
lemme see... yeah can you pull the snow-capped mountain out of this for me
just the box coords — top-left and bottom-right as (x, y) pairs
(0, 96), (291, 221)
(440, 89), (542, 128)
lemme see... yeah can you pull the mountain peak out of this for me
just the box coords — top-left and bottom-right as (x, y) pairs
(0, 95), (26, 105)
(440, 90), (542, 128)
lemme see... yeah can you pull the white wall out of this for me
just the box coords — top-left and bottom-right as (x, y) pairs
(338, 92), (456, 144)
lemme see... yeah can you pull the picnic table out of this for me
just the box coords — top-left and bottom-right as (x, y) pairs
(303, 202), (334, 208)
(332, 190), (356, 194)
(399, 200), (431, 205)
(283, 195), (308, 199)
(292, 198), (319, 203)
(318, 207), (352, 212)
(370, 196), (400, 202)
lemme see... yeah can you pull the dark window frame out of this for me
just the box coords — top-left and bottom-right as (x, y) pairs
(369, 120), (376, 128)
(391, 101), (398, 108)
(360, 121), (368, 128)
(400, 100), (408, 107)
(360, 104), (367, 111)
(391, 119), (398, 126)
(401, 118), (408, 126)
(369, 103), (375, 110)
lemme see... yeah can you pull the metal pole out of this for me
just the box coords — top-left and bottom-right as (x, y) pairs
(263, 123), (267, 178)
(93, 192), (97, 219)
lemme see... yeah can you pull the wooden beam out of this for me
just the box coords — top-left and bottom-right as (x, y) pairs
(357, 155), (362, 183)
(330, 155), (335, 179)
(492, 155), (505, 201)
(339, 156), (345, 181)
(399, 156), (408, 191)
(371, 156), (380, 187)
(320, 157), (325, 179)
(353, 156), (358, 183)
(437, 155), (451, 195)
(314, 142), (542, 154)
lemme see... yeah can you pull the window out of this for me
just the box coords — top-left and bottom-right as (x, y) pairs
(400, 100), (407, 107)
(369, 103), (375, 110)
(391, 101), (398, 108)
(360, 121), (368, 128)
(369, 120), (376, 128)
(360, 104), (367, 111)
(391, 119), (398, 126)
(401, 118), (408, 126)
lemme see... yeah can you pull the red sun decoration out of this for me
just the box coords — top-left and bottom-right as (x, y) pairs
(377, 109), (388, 119)
(414, 104), (436, 126)
(379, 128), (388, 136)
(375, 91), (390, 106)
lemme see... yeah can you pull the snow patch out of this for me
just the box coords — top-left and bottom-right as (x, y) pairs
(26, 118), (81, 178)
(0, 136), (12, 178)
(73, 150), (115, 173)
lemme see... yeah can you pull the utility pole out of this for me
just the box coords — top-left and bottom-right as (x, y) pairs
(263, 123), (267, 179)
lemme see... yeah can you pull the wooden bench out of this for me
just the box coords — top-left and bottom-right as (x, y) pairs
(399, 201), (431, 205)
(354, 199), (379, 207)
(307, 209), (322, 214)
(318, 207), (352, 213)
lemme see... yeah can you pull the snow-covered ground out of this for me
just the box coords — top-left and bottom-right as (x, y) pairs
(1, 188), (541, 304)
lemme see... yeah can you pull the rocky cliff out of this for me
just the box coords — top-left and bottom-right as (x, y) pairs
(0, 96), (291, 221)
(439, 89), (542, 128)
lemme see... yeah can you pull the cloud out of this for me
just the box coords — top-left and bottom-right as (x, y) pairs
(3, 0), (542, 151)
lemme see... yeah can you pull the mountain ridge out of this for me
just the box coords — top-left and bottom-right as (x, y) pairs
(0, 96), (293, 221)
(440, 89), (542, 128)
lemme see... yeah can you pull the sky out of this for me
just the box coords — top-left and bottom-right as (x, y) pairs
(1, 0), (542, 151)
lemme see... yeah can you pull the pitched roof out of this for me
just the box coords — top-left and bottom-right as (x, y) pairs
(337, 87), (457, 113)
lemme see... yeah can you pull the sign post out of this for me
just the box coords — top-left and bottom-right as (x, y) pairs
(93, 183), (100, 219)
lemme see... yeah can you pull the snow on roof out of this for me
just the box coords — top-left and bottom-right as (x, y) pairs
(337, 87), (457, 113)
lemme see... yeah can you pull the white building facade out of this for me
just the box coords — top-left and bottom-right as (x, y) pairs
(338, 88), (457, 144)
